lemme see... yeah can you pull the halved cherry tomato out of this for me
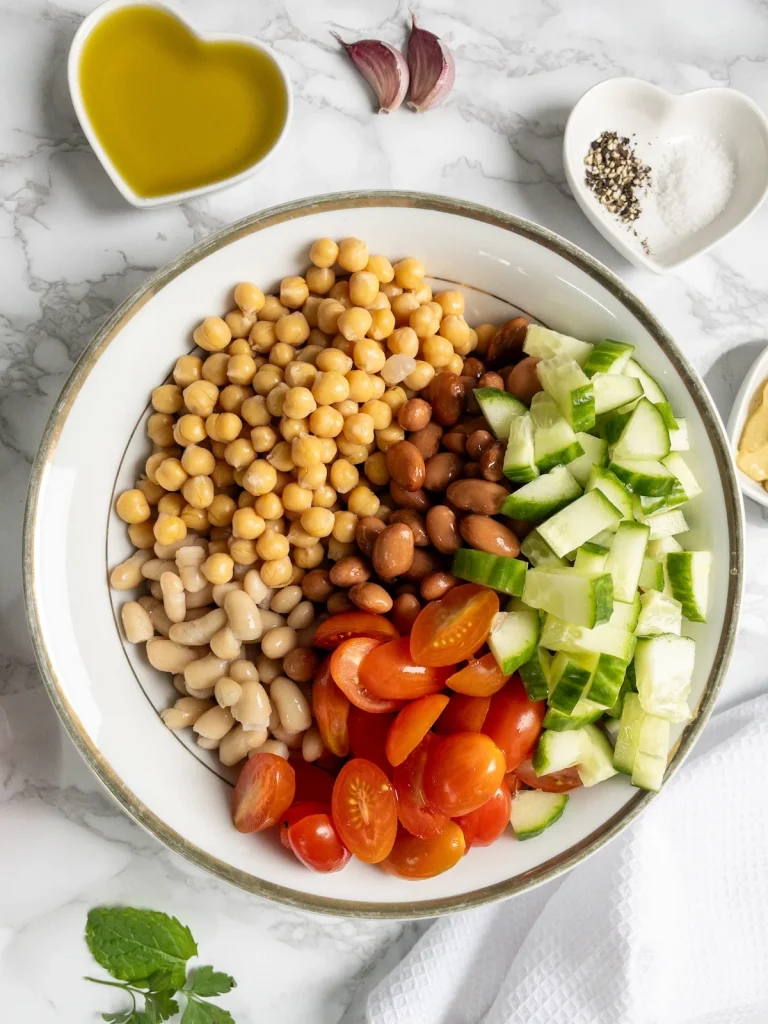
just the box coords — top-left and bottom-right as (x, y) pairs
(514, 759), (583, 793)
(331, 638), (405, 713)
(348, 707), (396, 776)
(314, 612), (399, 649)
(446, 653), (509, 697)
(434, 693), (491, 735)
(359, 636), (455, 700)
(482, 676), (546, 772)
(312, 657), (350, 756)
(410, 584), (499, 667)
(422, 732), (506, 817)
(379, 822), (465, 879)
(331, 758), (398, 863)
(392, 734), (449, 838)
(279, 801), (331, 850)
(455, 784), (512, 850)
(232, 753), (296, 833)
(385, 694), (449, 767)
(289, 758), (337, 803)
(287, 813), (351, 873)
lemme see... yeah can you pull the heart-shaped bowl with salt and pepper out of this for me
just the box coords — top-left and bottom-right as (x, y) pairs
(68, 0), (292, 208)
(563, 78), (768, 273)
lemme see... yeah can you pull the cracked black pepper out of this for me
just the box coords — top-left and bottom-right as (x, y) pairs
(584, 130), (651, 223)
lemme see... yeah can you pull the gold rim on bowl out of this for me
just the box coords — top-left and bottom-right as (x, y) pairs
(22, 190), (744, 919)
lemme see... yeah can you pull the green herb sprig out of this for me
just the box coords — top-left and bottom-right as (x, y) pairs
(85, 907), (237, 1023)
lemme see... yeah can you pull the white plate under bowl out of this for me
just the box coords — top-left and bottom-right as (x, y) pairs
(564, 78), (768, 273)
(726, 344), (768, 509)
(24, 192), (743, 918)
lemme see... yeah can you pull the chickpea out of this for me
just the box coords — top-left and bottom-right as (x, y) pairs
(305, 331), (329, 352)
(275, 312), (310, 347)
(369, 291), (391, 311)
(347, 485), (380, 518)
(231, 507), (266, 540)
(312, 369), (349, 406)
(410, 304), (440, 339)
(229, 538), (259, 565)
(309, 237), (339, 268)
(180, 474), (213, 509)
(181, 505), (208, 532)
(370, 375), (386, 400)
(147, 412), (175, 447)
(375, 423), (406, 451)
(337, 307), (372, 342)
(364, 451), (390, 486)
(337, 237), (369, 273)
(260, 295), (289, 322)
(202, 552), (234, 584)
(287, 521), (319, 548)
(316, 348), (352, 374)
(280, 276), (309, 309)
(158, 493), (185, 517)
(312, 484), (337, 508)
(343, 413), (375, 445)
(447, 353), (464, 375)
(234, 282), (266, 315)
(136, 474), (165, 504)
(317, 298), (345, 336)
(154, 514), (187, 545)
(153, 458), (187, 492)
(201, 353), (230, 386)
(381, 280), (403, 299)
(283, 361), (317, 388)
(364, 254), (395, 283)
(474, 322), (497, 355)
(116, 488), (150, 524)
(278, 417), (307, 442)
(329, 459), (359, 494)
(180, 445), (214, 477)
(246, 425), (275, 454)
(211, 460), (235, 489)
(128, 519), (157, 548)
(253, 365), (283, 396)
(334, 398), (359, 420)
(176, 414), (206, 446)
(239, 459), (276, 497)
(174, 354), (203, 387)
(332, 510), (358, 543)
(335, 437), (368, 464)
(301, 295), (322, 329)
(255, 492), (283, 520)
(250, 320), (277, 354)
(346, 369), (375, 403)
(260, 556), (293, 588)
(208, 494), (236, 527)
(317, 437), (337, 463)
(226, 353), (257, 385)
(305, 265), (335, 295)
(265, 383), (289, 418)
(298, 506), (332, 538)
(280, 483), (311, 514)
(150, 384), (181, 415)
(193, 316), (231, 352)
(360, 399), (392, 430)
(352, 338), (385, 374)
(266, 440), (295, 472)
(280, 386), (315, 420)
(223, 438), (254, 470)
(225, 309), (256, 339)
(309, 405), (344, 438)
(348, 271), (378, 308)
(290, 435), (322, 468)
(297, 464), (326, 490)
(367, 308), (396, 342)
(404, 360), (436, 391)
(269, 343), (296, 370)
(381, 386), (408, 414)
(228, 338), (252, 356)
(293, 543), (325, 569)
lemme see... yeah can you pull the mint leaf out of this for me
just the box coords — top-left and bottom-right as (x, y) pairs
(86, 908), (197, 983)
(145, 991), (179, 1022)
(186, 967), (236, 997)
(181, 1000), (236, 1024)
(146, 968), (187, 994)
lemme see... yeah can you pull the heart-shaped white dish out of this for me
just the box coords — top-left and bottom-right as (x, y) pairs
(564, 78), (768, 273)
(67, 0), (293, 209)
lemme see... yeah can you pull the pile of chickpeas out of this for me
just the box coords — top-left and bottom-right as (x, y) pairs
(109, 235), (503, 769)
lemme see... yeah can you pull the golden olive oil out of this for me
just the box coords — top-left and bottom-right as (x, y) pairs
(79, 5), (288, 199)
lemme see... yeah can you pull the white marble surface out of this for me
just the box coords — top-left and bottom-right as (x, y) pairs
(2, 0), (768, 1020)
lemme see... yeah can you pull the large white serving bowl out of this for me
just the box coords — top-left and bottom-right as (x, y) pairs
(24, 192), (743, 918)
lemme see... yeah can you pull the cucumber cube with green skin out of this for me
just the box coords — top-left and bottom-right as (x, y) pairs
(623, 359), (667, 404)
(609, 458), (677, 496)
(520, 530), (566, 567)
(640, 508), (689, 541)
(604, 673), (632, 719)
(588, 653), (628, 708)
(592, 374), (643, 415)
(634, 634), (695, 722)
(452, 549), (528, 597)
(530, 393), (585, 472)
(538, 355), (596, 432)
(573, 542), (609, 575)
(604, 520), (649, 602)
(519, 647), (551, 701)
(523, 324), (593, 366)
(474, 388), (527, 440)
(613, 692), (645, 774)
(647, 537), (683, 560)
(488, 608), (540, 675)
(543, 697), (605, 730)
(608, 593), (640, 631)
(539, 615), (635, 661)
(584, 339), (635, 377)
(636, 590), (682, 636)
(503, 413), (539, 483)
(548, 650), (599, 713)
(632, 481), (687, 517)
(537, 489), (622, 559)
(668, 418), (690, 451)
(567, 432), (609, 487)
(532, 724), (617, 786)
(638, 557), (665, 592)
(596, 410), (632, 445)
(660, 452), (701, 500)
(510, 790), (569, 840)
(655, 402), (679, 432)
(631, 713), (670, 792)
(522, 567), (613, 628)
(500, 466), (582, 521)
(586, 466), (634, 520)
(665, 551), (711, 622)
(613, 398), (671, 461)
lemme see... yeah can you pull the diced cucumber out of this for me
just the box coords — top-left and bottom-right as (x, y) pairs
(524, 324), (593, 366)
(533, 725), (617, 786)
(669, 417), (689, 451)
(660, 452), (701, 500)
(639, 508), (689, 541)
(519, 647), (551, 701)
(596, 410), (631, 445)
(592, 373), (643, 415)
(634, 634), (695, 722)
(590, 528), (619, 548)
(488, 608), (540, 675)
(665, 551), (711, 622)
(631, 713), (670, 792)
(537, 489), (622, 559)
(636, 591), (682, 636)
(647, 536), (683, 560)
(530, 393), (584, 471)
(540, 615), (635, 661)
(474, 387), (527, 439)
(609, 458), (677, 497)
(612, 692), (645, 774)
(584, 339), (635, 377)
(523, 567), (613, 628)
(638, 557), (664, 592)
(503, 413), (538, 483)
(576, 724), (619, 786)
(567, 433), (608, 487)
(605, 673), (632, 719)
(500, 465), (582, 521)
(603, 716), (621, 743)
(574, 542), (608, 575)
(655, 402), (678, 432)
(623, 359), (667, 404)
(452, 549), (527, 597)
(586, 466), (633, 520)
(549, 650), (599, 713)
(632, 484), (686, 518)
(603, 521), (649, 602)
(543, 697), (604, 730)
(510, 790), (569, 840)
(609, 593), (640, 631)
(520, 530), (566, 567)
(613, 398), (671, 461)
(588, 653), (628, 708)
(537, 355), (596, 432)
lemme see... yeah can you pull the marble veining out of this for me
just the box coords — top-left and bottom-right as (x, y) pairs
(2, 0), (768, 1020)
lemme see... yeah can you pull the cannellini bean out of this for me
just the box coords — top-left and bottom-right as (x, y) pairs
(270, 585), (303, 614)
(141, 558), (179, 581)
(110, 549), (152, 590)
(232, 679), (271, 730)
(229, 659), (260, 683)
(146, 637), (197, 673)
(121, 601), (153, 643)
(197, 736), (221, 750)
(270, 723), (304, 749)
(261, 626), (298, 660)
(184, 607), (209, 621)
(214, 676), (242, 708)
(213, 581), (242, 606)
(154, 534), (205, 559)
(259, 609), (285, 632)
(161, 572), (186, 623)
(287, 600), (315, 630)
(139, 595), (172, 637)
(161, 696), (212, 730)
(210, 625), (242, 660)
(270, 675), (312, 733)
(169, 607), (227, 645)
(268, 704), (281, 732)
(219, 724), (269, 766)
(243, 568), (271, 607)
(184, 653), (230, 691)
(249, 739), (289, 759)
(173, 673), (188, 696)
(176, 545), (207, 592)
(149, 580), (163, 600)
(184, 583), (215, 608)
(186, 684), (215, 699)
(301, 725), (325, 762)
(193, 704), (235, 741)
(224, 590), (262, 642)
(256, 653), (282, 684)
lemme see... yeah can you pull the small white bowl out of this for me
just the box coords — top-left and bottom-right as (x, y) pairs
(564, 78), (768, 273)
(726, 345), (768, 509)
(67, 0), (293, 209)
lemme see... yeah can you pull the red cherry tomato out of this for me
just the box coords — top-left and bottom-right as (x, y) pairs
(392, 734), (449, 839)
(330, 637), (405, 713)
(446, 653), (509, 697)
(348, 707), (396, 776)
(455, 785), (512, 851)
(314, 612), (399, 649)
(514, 759), (583, 792)
(331, 758), (398, 864)
(482, 677), (546, 772)
(279, 801), (331, 850)
(410, 584), (499, 667)
(422, 732), (506, 817)
(232, 753), (296, 833)
(312, 657), (350, 756)
(289, 758), (337, 803)
(504, 771), (522, 797)
(434, 693), (491, 735)
(379, 823), (465, 879)
(359, 636), (455, 700)
(287, 813), (351, 873)
(385, 694), (450, 767)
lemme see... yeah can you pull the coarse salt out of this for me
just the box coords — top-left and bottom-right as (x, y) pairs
(655, 135), (734, 236)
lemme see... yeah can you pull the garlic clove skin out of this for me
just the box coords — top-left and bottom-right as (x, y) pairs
(334, 34), (409, 114)
(406, 14), (455, 112)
